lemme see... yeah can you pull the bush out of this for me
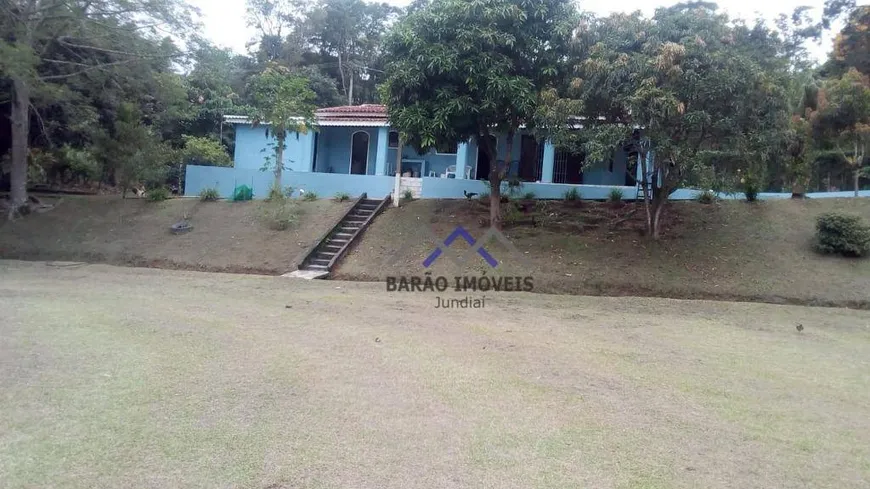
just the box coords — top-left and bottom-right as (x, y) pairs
(609, 188), (624, 202)
(697, 190), (717, 204)
(260, 201), (301, 230)
(814, 213), (870, 257)
(563, 188), (581, 201)
(199, 187), (220, 202)
(266, 182), (285, 202)
(301, 190), (318, 201)
(522, 191), (536, 200)
(180, 136), (232, 167)
(146, 186), (170, 202)
(58, 145), (101, 183)
(334, 192), (350, 202)
(402, 189), (414, 200)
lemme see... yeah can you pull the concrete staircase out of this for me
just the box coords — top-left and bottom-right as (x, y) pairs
(287, 194), (390, 279)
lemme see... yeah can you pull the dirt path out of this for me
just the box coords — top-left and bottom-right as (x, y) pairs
(1, 260), (868, 489)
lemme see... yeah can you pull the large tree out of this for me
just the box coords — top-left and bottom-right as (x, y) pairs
(381, 0), (577, 227)
(813, 68), (870, 195)
(1, 0), (195, 215)
(538, 3), (792, 238)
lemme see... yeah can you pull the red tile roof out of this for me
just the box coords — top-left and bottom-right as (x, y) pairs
(315, 104), (388, 123)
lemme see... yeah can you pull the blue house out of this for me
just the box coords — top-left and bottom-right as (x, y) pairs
(184, 104), (646, 200)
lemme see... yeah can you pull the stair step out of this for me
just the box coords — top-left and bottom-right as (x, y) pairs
(339, 228), (359, 235)
(306, 264), (328, 270)
(311, 258), (331, 266)
(324, 245), (342, 252)
(334, 232), (354, 239)
(345, 216), (367, 221)
(360, 200), (381, 205)
(315, 251), (336, 259)
(352, 210), (373, 216)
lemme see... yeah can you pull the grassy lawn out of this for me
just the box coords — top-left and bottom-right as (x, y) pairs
(1, 260), (869, 488)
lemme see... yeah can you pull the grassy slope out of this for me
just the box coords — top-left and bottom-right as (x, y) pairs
(0, 196), (353, 274)
(335, 198), (870, 307)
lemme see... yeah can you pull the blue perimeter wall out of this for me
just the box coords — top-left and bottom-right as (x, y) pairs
(187, 165), (870, 201)
(185, 166), (393, 199)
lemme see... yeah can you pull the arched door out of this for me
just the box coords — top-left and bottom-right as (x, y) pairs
(350, 131), (369, 175)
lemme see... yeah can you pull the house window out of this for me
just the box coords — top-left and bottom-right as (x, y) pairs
(435, 141), (458, 155)
(388, 131), (399, 148)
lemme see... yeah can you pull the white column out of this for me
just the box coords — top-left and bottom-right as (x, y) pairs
(455, 142), (469, 179)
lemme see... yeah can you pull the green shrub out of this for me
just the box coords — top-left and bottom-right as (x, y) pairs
(301, 190), (318, 201)
(260, 201), (301, 231)
(334, 192), (350, 202)
(402, 189), (414, 200)
(266, 182), (285, 202)
(563, 188), (581, 201)
(609, 188), (624, 202)
(814, 213), (870, 257)
(283, 186), (295, 198)
(179, 135), (232, 167)
(697, 190), (716, 204)
(146, 186), (170, 202)
(478, 191), (490, 202)
(522, 191), (536, 200)
(199, 187), (220, 202)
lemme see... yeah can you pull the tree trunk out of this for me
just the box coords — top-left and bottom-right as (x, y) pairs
(854, 167), (860, 197)
(9, 77), (30, 214)
(651, 195), (666, 240)
(639, 150), (652, 233)
(480, 134), (500, 228)
(275, 132), (284, 189)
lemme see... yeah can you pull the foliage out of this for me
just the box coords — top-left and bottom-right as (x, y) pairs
(180, 136), (232, 167)
(813, 68), (870, 195)
(522, 191), (536, 200)
(147, 186), (171, 202)
(563, 188), (581, 201)
(697, 190), (717, 204)
(266, 181), (286, 202)
(814, 212), (870, 257)
(247, 63), (317, 187)
(737, 169), (762, 202)
(57, 146), (101, 183)
(402, 189), (414, 200)
(334, 192), (350, 202)
(199, 187), (221, 201)
(301, 191), (318, 201)
(260, 200), (301, 230)
(381, 0), (578, 227)
(608, 188), (624, 202)
(99, 104), (173, 197)
(536, 3), (793, 238)
(824, 5), (870, 77)
(1, 0), (196, 208)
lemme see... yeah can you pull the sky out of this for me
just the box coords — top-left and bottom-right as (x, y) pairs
(187, 0), (864, 61)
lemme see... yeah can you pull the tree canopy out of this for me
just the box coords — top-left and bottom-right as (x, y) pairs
(381, 0), (578, 226)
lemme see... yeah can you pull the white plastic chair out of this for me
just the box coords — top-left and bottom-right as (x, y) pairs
(442, 165), (457, 178)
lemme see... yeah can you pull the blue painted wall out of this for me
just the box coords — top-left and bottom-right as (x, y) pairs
(233, 124), (315, 172)
(314, 126), (381, 175)
(185, 165), (394, 199)
(421, 178), (636, 200)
